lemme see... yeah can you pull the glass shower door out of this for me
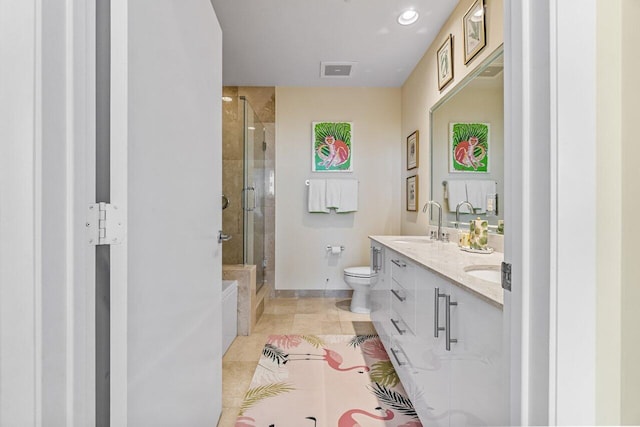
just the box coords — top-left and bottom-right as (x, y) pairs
(242, 97), (266, 290)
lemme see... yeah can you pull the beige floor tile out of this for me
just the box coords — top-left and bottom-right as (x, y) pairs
(217, 407), (240, 427)
(252, 313), (295, 334)
(352, 321), (377, 335)
(297, 298), (337, 314)
(223, 333), (269, 363)
(340, 320), (357, 335)
(337, 307), (372, 322)
(291, 314), (343, 335)
(263, 298), (298, 315)
(222, 361), (257, 407)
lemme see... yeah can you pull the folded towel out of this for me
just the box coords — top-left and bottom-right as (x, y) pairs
(465, 180), (496, 214)
(308, 179), (329, 213)
(325, 179), (342, 209)
(445, 180), (469, 212)
(336, 179), (358, 213)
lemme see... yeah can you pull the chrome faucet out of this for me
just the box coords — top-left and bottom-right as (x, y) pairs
(423, 201), (443, 240)
(455, 201), (475, 228)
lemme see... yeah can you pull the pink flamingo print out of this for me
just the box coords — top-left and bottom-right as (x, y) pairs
(361, 338), (389, 361)
(286, 348), (370, 373)
(234, 416), (255, 427)
(338, 406), (394, 427)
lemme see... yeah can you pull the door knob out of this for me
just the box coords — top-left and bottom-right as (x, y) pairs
(218, 230), (232, 243)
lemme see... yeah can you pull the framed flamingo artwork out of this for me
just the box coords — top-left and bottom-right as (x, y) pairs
(312, 122), (353, 172)
(449, 122), (490, 173)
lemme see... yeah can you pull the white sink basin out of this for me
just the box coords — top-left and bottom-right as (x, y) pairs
(464, 265), (501, 284)
(392, 237), (434, 245)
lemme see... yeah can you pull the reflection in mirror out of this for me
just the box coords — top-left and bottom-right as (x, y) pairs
(430, 46), (504, 231)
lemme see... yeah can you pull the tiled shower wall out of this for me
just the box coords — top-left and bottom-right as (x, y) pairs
(222, 86), (276, 291)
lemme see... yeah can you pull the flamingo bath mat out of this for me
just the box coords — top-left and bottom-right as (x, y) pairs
(234, 335), (422, 427)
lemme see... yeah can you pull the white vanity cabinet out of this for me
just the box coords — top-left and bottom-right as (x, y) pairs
(369, 238), (507, 426)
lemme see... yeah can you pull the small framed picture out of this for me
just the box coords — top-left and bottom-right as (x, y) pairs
(437, 34), (454, 90)
(406, 130), (419, 170)
(406, 175), (418, 212)
(463, 0), (486, 64)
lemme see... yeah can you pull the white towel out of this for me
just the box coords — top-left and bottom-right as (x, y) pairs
(445, 180), (469, 213)
(308, 179), (329, 213)
(325, 179), (342, 209)
(336, 179), (358, 213)
(465, 180), (496, 214)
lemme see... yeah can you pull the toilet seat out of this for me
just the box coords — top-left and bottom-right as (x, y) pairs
(344, 266), (373, 278)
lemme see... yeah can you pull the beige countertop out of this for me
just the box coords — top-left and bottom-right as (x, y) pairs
(369, 235), (504, 308)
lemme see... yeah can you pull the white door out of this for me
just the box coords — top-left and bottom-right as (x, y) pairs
(109, 1), (223, 425)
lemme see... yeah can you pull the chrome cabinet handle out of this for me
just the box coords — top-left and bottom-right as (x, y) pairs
(434, 287), (446, 338)
(389, 347), (407, 366)
(218, 230), (232, 243)
(371, 247), (382, 272)
(445, 294), (458, 351)
(391, 289), (406, 302)
(391, 259), (406, 268)
(390, 318), (406, 335)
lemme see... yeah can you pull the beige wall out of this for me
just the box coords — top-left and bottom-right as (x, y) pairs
(401, 0), (503, 234)
(596, 0), (622, 424)
(620, 0), (640, 423)
(596, 0), (640, 424)
(275, 87), (401, 290)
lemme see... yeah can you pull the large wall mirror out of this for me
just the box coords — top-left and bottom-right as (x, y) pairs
(430, 46), (504, 230)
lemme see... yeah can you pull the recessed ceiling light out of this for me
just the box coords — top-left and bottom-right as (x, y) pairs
(397, 9), (419, 26)
(222, 96), (233, 102)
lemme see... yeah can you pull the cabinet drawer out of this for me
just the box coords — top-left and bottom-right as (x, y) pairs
(390, 280), (416, 333)
(390, 255), (414, 287)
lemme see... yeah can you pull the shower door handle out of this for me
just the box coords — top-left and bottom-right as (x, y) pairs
(241, 187), (256, 211)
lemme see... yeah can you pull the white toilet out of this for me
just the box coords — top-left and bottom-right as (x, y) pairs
(343, 266), (377, 314)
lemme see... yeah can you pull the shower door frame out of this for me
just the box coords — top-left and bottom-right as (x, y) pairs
(241, 96), (267, 289)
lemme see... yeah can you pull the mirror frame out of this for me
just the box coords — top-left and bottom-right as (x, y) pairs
(428, 44), (504, 223)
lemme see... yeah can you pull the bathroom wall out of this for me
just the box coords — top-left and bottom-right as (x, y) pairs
(275, 87), (401, 291)
(596, 0), (640, 424)
(400, 0), (504, 235)
(620, 0), (640, 423)
(596, 0), (622, 424)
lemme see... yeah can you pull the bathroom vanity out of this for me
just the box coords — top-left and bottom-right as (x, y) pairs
(369, 235), (507, 426)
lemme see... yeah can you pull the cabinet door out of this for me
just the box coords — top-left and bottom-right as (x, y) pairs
(369, 243), (390, 335)
(448, 286), (507, 426)
(401, 267), (451, 426)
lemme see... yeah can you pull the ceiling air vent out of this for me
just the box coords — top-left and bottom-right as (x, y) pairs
(320, 62), (357, 78)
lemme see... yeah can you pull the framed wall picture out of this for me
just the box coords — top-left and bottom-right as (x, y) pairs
(449, 122), (490, 173)
(437, 34), (454, 90)
(463, 0), (486, 64)
(406, 175), (418, 211)
(407, 130), (419, 170)
(312, 121), (353, 172)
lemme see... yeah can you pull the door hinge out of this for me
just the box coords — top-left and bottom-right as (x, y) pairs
(87, 203), (125, 246)
(501, 261), (512, 291)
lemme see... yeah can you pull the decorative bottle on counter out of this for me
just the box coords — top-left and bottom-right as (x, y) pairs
(469, 217), (488, 250)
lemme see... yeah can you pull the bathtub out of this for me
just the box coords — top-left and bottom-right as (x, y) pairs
(222, 280), (238, 355)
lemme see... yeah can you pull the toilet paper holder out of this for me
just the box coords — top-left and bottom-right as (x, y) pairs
(326, 245), (345, 252)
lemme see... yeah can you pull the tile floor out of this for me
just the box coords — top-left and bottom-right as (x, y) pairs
(217, 297), (376, 427)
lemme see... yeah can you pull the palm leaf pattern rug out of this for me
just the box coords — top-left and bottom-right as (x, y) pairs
(234, 335), (422, 427)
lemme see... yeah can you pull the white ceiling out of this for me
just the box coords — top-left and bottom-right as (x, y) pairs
(210, 0), (460, 87)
